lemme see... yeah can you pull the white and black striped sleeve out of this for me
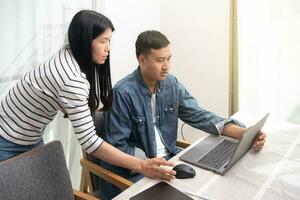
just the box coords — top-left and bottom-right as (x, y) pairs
(58, 80), (103, 154)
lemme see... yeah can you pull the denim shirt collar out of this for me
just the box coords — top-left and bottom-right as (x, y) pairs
(134, 66), (164, 96)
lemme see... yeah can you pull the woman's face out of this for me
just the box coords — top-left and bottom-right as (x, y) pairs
(91, 28), (112, 64)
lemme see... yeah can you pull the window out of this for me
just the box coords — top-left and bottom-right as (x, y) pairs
(237, 0), (300, 124)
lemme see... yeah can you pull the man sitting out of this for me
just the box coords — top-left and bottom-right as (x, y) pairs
(98, 30), (266, 200)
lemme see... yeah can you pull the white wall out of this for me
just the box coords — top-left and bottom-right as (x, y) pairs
(98, 0), (231, 142)
(160, 0), (231, 141)
(98, 0), (161, 85)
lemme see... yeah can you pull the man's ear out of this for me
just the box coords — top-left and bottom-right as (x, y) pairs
(137, 54), (145, 66)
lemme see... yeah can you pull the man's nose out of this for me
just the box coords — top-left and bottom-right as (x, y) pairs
(163, 60), (170, 70)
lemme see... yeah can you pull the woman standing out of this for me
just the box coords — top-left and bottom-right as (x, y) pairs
(0, 10), (175, 180)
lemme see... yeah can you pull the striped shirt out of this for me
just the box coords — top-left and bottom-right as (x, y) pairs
(0, 47), (103, 154)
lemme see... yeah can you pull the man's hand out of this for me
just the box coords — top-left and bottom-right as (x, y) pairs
(137, 157), (176, 180)
(253, 131), (267, 151)
(223, 124), (267, 150)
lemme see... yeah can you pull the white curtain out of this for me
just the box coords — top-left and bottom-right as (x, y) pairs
(0, 0), (94, 188)
(237, 0), (300, 124)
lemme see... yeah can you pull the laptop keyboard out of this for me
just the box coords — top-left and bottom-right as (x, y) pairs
(197, 139), (238, 169)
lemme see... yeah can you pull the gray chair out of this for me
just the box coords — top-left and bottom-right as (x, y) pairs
(0, 141), (98, 200)
(80, 111), (191, 197)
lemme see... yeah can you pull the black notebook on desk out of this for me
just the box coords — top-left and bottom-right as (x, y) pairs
(129, 182), (193, 200)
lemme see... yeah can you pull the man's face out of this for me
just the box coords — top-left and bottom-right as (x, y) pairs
(139, 45), (172, 85)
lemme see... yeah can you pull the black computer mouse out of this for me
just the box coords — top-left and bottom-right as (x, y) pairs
(172, 164), (196, 179)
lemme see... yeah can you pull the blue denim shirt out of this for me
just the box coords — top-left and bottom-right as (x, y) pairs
(103, 67), (244, 159)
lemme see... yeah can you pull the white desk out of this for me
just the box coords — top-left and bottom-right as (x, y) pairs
(114, 113), (300, 200)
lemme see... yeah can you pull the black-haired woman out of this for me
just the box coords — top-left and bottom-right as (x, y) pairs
(0, 10), (175, 180)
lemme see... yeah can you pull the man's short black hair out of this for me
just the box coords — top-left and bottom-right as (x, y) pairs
(135, 30), (170, 58)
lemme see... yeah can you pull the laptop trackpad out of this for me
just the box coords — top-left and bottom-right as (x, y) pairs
(180, 135), (223, 161)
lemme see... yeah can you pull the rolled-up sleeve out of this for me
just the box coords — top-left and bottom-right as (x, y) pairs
(177, 80), (244, 135)
(215, 118), (246, 135)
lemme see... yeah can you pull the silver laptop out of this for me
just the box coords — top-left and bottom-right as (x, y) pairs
(179, 114), (269, 175)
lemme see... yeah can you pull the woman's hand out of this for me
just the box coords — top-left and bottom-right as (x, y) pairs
(137, 157), (176, 180)
(94, 142), (176, 180)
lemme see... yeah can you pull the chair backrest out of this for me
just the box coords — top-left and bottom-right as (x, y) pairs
(94, 111), (105, 133)
(89, 111), (105, 190)
(0, 141), (75, 200)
